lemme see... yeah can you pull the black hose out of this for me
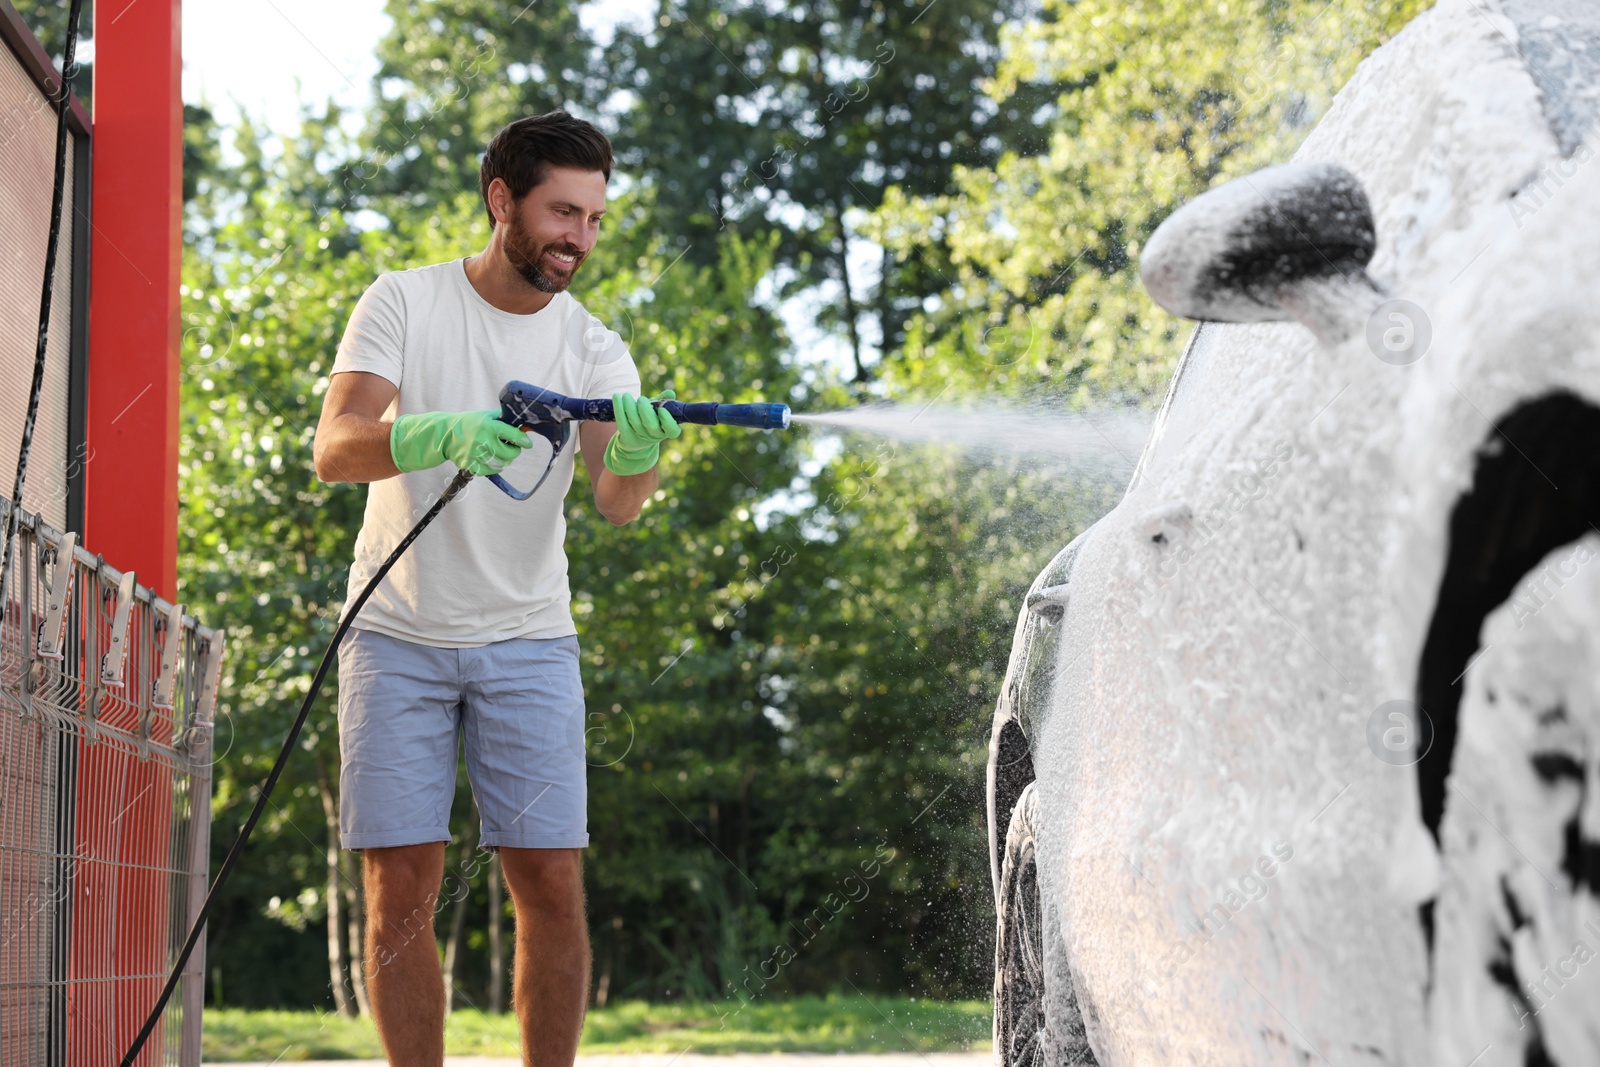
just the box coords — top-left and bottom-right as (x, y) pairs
(120, 468), (478, 1064)
(0, 0), (85, 617)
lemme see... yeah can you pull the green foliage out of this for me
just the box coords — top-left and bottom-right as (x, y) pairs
(354, 0), (597, 208)
(868, 0), (1427, 401)
(178, 114), (389, 1007)
(614, 0), (1047, 377)
(365, 0), (1040, 382)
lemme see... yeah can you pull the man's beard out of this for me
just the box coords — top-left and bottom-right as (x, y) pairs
(503, 213), (584, 293)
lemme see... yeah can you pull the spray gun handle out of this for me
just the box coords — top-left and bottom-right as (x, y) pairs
(487, 388), (573, 500)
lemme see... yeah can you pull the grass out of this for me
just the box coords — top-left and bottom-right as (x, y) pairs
(201, 995), (992, 1061)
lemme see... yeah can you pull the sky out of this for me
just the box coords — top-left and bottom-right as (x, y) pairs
(182, 0), (392, 136)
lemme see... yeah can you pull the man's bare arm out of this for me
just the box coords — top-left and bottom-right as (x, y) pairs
(313, 371), (403, 484)
(578, 420), (657, 525)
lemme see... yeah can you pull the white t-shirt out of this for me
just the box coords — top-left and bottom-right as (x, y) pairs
(330, 258), (641, 648)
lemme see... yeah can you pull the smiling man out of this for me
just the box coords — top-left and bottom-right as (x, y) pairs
(312, 111), (677, 1067)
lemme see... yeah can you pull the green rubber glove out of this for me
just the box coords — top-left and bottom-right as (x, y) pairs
(390, 410), (532, 476)
(603, 389), (682, 476)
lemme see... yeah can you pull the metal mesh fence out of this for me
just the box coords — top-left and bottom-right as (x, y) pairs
(0, 498), (221, 1066)
(0, 24), (77, 535)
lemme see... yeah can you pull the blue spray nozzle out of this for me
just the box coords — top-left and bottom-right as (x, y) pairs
(704, 402), (790, 430)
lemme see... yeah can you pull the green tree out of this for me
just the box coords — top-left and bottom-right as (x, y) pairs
(179, 111), (403, 1008)
(337, 0), (601, 216)
(603, 0), (1049, 381)
(353, 0), (1041, 385)
(867, 0), (1426, 403)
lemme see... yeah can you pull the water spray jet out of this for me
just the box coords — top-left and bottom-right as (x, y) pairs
(789, 401), (1151, 468)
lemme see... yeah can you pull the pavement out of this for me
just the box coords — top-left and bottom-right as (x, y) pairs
(215, 1054), (994, 1067)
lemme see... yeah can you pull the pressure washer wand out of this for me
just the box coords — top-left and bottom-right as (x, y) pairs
(501, 380), (790, 431)
(489, 380), (790, 498)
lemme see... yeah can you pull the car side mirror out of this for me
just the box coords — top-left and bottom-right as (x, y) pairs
(1140, 161), (1384, 343)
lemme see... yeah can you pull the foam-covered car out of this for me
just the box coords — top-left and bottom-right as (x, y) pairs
(987, 1), (1600, 1063)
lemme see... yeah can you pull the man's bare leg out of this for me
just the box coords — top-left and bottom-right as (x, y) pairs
(500, 848), (590, 1067)
(364, 842), (448, 1067)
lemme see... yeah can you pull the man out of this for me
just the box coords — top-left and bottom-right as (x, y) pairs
(312, 110), (673, 1067)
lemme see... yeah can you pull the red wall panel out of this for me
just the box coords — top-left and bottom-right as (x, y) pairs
(85, 0), (182, 603)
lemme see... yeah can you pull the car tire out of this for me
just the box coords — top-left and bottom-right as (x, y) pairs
(994, 782), (1099, 1067)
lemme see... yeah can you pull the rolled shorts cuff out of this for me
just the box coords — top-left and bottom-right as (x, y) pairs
(341, 827), (452, 851)
(480, 831), (590, 850)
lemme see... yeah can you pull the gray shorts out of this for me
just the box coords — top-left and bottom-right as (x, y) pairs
(336, 626), (588, 850)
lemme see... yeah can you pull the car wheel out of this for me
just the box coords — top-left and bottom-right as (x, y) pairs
(994, 782), (1099, 1067)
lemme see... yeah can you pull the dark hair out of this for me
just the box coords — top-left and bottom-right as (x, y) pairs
(479, 110), (614, 229)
